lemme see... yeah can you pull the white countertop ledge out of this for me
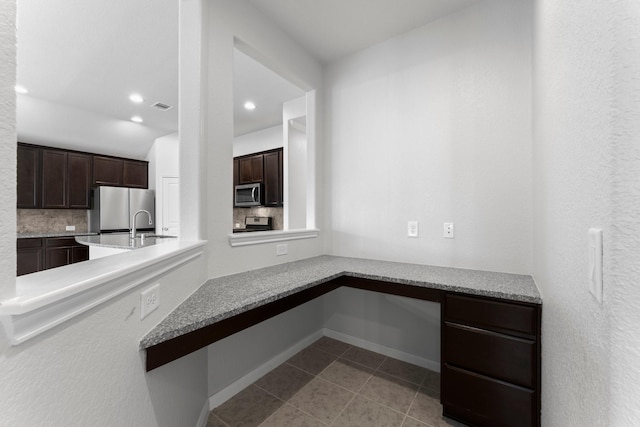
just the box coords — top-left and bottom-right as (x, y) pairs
(0, 240), (206, 345)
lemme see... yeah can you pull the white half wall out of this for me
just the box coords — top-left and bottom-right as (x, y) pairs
(324, 0), (532, 274)
(533, 0), (640, 425)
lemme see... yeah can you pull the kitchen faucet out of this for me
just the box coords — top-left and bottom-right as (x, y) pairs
(131, 210), (152, 239)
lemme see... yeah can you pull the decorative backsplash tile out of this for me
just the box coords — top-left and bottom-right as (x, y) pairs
(17, 209), (89, 234)
(233, 207), (284, 230)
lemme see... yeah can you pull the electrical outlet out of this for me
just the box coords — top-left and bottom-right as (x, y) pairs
(141, 284), (160, 319)
(276, 244), (288, 256)
(407, 221), (419, 238)
(66, 225), (76, 231)
(444, 222), (455, 239)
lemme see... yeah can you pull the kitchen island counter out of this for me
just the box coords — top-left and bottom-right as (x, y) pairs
(141, 255), (541, 370)
(75, 232), (177, 250)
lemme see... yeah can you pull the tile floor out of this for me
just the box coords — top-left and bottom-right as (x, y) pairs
(207, 337), (467, 427)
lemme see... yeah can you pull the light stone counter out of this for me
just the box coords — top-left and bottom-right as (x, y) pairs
(140, 255), (541, 349)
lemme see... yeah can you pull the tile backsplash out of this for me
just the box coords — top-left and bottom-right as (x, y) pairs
(17, 209), (89, 234)
(233, 207), (283, 230)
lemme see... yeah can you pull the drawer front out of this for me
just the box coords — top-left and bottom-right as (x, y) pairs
(444, 322), (536, 388)
(442, 364), (536, 427)
(17, 238), (43, 249)
(445, 294), (537, 336)
(45, 237), (77, 247)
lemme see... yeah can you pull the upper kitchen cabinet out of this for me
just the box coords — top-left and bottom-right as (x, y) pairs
(41, 149), (68, 208)
(67, 152), (92, 209)
(238, 154), (264, 184)
(17, 144), (41, 208)
(93, 155), (148, 189)
(123, 160), (148, 188)
(263, 149), (283, 207)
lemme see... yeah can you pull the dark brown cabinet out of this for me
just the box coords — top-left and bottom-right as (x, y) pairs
(263, 150), (283, 206)
(442, 293), (541, 427)
(234, 148), (283, 206)
(17, 145), (41, 208)
(67, 153), (92, 209)
(93, 156), (123, 186)
(41, 149), (68, 208)
(238, 154), (263, 184)
(17, 237), (89, 276)
(17, 238), (44, 276)
(123, 160), (148, 188)
(93, 156), (148, 188)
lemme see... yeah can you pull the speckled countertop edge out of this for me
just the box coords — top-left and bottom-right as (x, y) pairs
(140, 255), (541, 349)
(17, 232), (99, 239)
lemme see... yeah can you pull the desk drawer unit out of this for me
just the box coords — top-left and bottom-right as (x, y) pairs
(442, 293), (541, 427)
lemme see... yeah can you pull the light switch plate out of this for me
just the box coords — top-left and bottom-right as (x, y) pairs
(588, 228), (603, 304)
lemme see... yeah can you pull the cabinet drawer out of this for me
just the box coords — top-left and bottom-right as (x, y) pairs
(444, 322), (536, 388)
(445, 294), (537, 336)
(17, 238), (43, 249)
(45, 237), (78, 247)
(442, 364), (536, 427)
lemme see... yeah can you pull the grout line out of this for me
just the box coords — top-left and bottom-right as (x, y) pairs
(328, 388), (358, 426)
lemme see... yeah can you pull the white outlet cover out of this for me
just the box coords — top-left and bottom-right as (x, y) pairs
(276, 244), (288, 256)
(141, 284), (160, 319)
(444, 223), (454, 239)
(408, 221), (419, 238)
(65, 225), (75, 231)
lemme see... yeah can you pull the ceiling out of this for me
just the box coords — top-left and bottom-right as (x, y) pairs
(16, 0), (483, 157)
(248, 0), (483, 64)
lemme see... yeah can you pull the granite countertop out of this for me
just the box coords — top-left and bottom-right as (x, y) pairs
(75, 233), (178, 250)
(17, 231), (99, 239)
(140, 255), (541, 349)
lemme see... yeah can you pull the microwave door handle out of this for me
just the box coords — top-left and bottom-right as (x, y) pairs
(252, 187), (256, 201)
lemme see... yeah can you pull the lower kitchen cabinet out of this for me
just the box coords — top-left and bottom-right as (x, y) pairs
(442, 293), (541, 427)
(17, 237), (89, 276)
(17, 238), (45, 276)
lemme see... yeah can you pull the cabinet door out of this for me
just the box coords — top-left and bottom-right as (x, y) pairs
(93, 156), (123, 186)
(67, 152), (92, 209)
(238, 154), (264, 184)
(123, 160), (148, 188)
(17, 238), (44, 276)
(41, 149), (68, 208)
(17, 145), (41, 208)
(263, 150), (282, 206)
(71, 245), (89, 264)
(45, 247), (71, 269)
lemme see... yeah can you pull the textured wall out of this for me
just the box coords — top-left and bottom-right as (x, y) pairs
(325, 0), (532, 274)
(533, 0), (640, 425)
(0, 0), (16, 299)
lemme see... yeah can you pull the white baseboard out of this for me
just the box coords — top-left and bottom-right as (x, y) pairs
(196, 398), (210, 427)
(322, 328), (441, 373)
(208, 330), (324, 409)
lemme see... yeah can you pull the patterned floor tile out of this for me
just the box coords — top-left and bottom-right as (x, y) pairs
(288, 377), (354, 424)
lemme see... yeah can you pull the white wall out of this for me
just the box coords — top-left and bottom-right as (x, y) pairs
(0, 1), (212, 425)
(324, 287), (440, 370)
(533, 0), (640, 425)
(325, 0), (532, 274)
(147, 132), (180, 234)
(233, 125), (282, 157)
(0, 0), (16, 300)
(204, 0), (324, 277)
(283, 96), (308, 230)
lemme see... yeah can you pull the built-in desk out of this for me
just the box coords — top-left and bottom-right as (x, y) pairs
(140, 255), (541, 427)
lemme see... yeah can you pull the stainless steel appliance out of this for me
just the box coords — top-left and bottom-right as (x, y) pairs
(233, 216), (273, 233)
(234, 183), (262, 207)
(89, 186), (155, 233)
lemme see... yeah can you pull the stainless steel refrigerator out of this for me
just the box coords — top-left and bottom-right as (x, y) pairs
(89, 186), (155, 233)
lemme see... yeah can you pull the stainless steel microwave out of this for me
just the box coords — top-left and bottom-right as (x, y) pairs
(234, 183), (262, 207)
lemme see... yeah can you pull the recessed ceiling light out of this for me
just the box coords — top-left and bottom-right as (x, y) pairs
(129, 93), (144, 103)
(244, 101), (256, 111)
(15, 85), (28, 94)
(131, 116), (143, 123)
